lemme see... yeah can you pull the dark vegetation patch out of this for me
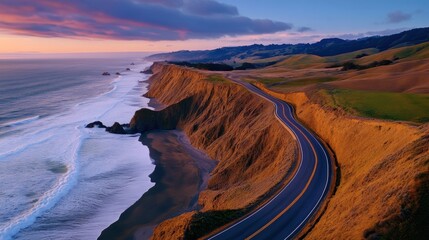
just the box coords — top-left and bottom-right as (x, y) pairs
(355, 53), (369, 58)
(169, 61), (278, 71)
(169, 61), (234, 71)
(184, 209), (248, 239)
(234, 62), (257, 70)
(341, 60), (393, 70)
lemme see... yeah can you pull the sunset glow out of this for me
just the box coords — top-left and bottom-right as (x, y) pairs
(0, 0), (428, 53)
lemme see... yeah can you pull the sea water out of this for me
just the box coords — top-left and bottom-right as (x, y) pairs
(0, 55), (155, 239)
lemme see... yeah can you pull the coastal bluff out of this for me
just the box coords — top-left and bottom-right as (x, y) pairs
(127, 62), (299, 239)
(128, 62), (429, 240)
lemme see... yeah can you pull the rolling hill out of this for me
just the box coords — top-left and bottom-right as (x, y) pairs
(146, 27), (429, 63)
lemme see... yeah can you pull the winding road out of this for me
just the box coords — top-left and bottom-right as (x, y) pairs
(207, 76), (333, 240)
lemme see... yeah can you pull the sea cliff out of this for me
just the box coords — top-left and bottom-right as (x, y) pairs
(132, 63), (299, 239)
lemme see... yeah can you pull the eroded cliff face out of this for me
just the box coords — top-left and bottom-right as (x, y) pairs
(133, 63), (298, 239)
(257, 84), (429, 239)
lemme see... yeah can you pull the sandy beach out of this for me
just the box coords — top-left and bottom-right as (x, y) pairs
(98, 130), (217, 239)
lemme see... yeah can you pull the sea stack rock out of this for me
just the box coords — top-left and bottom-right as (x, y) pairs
(115, 72), (121, 75)
(131, 63), (135, 65)
(126, 68), (131, 71)
(102, 72), (110, 76)
(141, 68), (153, 74)
(106, 122), (126, 134)
(85, 121), (107, 128)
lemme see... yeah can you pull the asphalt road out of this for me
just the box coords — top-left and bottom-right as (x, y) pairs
(207, 77), (333, 240)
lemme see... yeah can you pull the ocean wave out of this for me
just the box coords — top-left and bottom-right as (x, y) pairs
(0, 127), (85, 240)
(0, 134), (53, 161)
(0, 60), (154, 239)
(1, 115), (40, 127)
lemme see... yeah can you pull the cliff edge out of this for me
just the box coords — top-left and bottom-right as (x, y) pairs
(131, 63), (299, 239)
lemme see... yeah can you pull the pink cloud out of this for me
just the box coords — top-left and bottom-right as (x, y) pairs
(0, 0), (291, 41)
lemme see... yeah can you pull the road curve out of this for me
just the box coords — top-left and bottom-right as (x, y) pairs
(207, 76), (333, 240)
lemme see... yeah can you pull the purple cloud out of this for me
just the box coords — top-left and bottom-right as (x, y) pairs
(0, 0), (292, 40)
(387, 11), (412, 23)
(297, 27), (313, 32)
(183, 0), (239, 16)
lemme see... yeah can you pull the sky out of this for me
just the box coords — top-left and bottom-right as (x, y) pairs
(0, 0), (428, 54)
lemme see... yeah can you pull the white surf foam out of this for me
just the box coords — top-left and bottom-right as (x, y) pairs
(0, 62), (154, 240)
(0, 127), (84, 240)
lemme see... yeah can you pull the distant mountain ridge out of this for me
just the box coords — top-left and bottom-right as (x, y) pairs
(146, 27), (429, 62)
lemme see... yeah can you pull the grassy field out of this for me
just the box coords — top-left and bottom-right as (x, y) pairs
(276, 77), (337, 87)
(326, 48), (379, 62)
(274, 54), (325, 68)
(356, 42), (429, 64)
(327, 89), (429, 123)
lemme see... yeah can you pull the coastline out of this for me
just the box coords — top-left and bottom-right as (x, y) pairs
(98, 130), (217, 239)
(0, 59), (158, 240)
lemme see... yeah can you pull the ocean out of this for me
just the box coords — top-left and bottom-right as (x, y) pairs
(0, 55), (155, 239)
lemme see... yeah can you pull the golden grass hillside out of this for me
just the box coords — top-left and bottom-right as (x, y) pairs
(236, 42), (429, 94)
(255, 84), (429, 239)
(273, 54), (327, 69)
(356, 42), (429, 64)
(327, 58), (429, 93)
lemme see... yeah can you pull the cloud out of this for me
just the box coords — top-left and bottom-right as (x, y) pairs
(0, 0), (292, 40)
(387, 11), (412, 23)
(183, 0), (239, 16)
(296, 27), (312, 32)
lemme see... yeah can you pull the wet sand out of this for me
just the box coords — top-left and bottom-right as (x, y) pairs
(98, 130), (217, 240)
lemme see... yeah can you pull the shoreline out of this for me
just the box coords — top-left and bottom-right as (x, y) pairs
(98, 130), (217, 239)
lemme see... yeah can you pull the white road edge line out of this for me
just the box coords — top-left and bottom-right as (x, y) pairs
(210, 78), (331, 240)
(208, 80), (305, 240)
(283, 104), (331, 240)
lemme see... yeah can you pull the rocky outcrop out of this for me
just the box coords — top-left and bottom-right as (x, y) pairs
(141, 68), (153, 74)
(85, 121), (106, 128)
(86, 121), (131, 134)
(130, 97), (194, 132)
(106, 122), (127, 134)
(130, 62), (298, 239)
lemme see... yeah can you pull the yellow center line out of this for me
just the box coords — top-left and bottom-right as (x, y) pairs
(245, 103), (319, 240)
